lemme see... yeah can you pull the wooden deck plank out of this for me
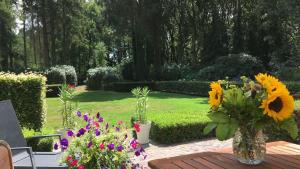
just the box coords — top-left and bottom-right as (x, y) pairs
(193, 157), (224, 169)
(172, 160), (196, 169)
(148, 141), (300, 169)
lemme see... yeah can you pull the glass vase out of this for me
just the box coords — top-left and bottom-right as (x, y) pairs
(233, 128), (266, 165)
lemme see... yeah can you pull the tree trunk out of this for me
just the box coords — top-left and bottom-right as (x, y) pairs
(23, 0), (27, 68)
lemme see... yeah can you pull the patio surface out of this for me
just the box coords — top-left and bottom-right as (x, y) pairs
(136, 138), (233, 168)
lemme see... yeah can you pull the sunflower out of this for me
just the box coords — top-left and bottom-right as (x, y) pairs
(260, 89), (294, 122)
(255, 73), (268, 86)
(255, 73), (289, 95)
(209, 82), (222, 108)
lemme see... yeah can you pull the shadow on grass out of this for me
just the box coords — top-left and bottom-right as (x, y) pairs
(73, 90), (204, 102)
(73, 90), (132, 102)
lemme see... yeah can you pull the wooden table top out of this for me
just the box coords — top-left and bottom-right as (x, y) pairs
(148, 141), (300, 169)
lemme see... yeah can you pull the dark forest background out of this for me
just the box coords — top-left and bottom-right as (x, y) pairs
(1, 0), (300, 81)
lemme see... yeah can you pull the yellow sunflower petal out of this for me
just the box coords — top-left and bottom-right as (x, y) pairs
(208, 82), (222, 108)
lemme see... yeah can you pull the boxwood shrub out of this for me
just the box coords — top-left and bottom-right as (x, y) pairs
(46, 65), (77, 85)
(155, 81), (210, 96)
(87, 67), (121, 90)
(149, 112), (213, 144)
(26, 137), (54, 152)
(0, 72), (47, 131)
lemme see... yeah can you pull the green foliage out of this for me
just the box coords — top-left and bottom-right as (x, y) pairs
(155, 81), (210, 96)
(149, 112), (212, 144)
(132, 87), (150, 124)
(86, 67), (121, 90)
(59, 83), (76, 128)
(195, 53), (265, 80)
(280, 118), (299, 139)
(46, 65), (77, 85)
(0, 72), (47, 131)
(117, 58), (134, 80)
(277, 67), (300, 81)
(160, 64), (182, 81)
(105, 81), (156, 92)
(26, 137), (54, 152)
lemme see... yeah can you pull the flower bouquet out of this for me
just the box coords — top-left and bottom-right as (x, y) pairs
(54, 112), (146, 169)
(204, 74), (298, 165)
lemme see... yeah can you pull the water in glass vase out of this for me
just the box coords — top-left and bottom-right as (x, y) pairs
(233, 128), (266, 165)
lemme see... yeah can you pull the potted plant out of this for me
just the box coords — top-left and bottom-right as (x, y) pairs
(132, 87), (151, 144)
(204, 74), (298, 165)
(54, 113), (146, 168)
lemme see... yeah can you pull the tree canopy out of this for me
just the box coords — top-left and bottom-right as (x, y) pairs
(0, 0), (299, 80)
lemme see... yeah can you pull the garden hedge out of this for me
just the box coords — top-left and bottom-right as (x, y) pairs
(148, 112), (213, 144)
(105, 81), (156, 92)
(87, 67), (121, 90)
(155, 81), (210, 96)
(0, 72), (47, 131)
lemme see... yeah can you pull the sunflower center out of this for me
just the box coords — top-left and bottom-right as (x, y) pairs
(215, 93), (219, 100)
(268, 97), (283, 113)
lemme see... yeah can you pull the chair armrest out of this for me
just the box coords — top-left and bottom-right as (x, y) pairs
(27, 134), (62, 140)
(11, 147), (36, 169)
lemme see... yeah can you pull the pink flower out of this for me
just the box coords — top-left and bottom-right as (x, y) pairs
(99, 143), (105, 150)
(118, 121), (123, 125)
(66, 155), (73, 162)
(93, 122), (100, 128)
(69, 160), (78, 167)
(78, 164), (85, 169)
(134, 123), (140, 132)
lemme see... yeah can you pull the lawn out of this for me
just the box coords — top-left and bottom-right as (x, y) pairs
(44, 89), (300, 132)
(45, 90), (211, 131)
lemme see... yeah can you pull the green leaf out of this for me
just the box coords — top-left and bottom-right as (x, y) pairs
(228, 118), (239, 137)
(208, 112), (229, 123)
(203, 123), (217, 135)
(280, 118), (299, 139)
(216, 123), (230, 141)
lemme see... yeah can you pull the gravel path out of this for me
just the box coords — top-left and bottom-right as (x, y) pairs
(135, 138), (233, 168)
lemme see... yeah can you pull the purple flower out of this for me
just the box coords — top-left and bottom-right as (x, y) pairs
(117, 145), (124, 152)
(99, 117), (104, 123)
(105, 123), (109, 130)
(116, 127), (120, 132)
(83, 113), (89, 122)
(95, 129), (100, 136)
(77, 128), (86, 137)
(60, 138), (68, 149)
(86, 123), (91, 130)
(107, 143), (115, 151)
(67, 130), (74, 137)
(96, 112), (100, 119)
(87, 141), (93, 148)
(135, 150), (140, 156)
(121, 164), (126, 169)
(54, 143), (58, 150)
(77, 111), (81, 117)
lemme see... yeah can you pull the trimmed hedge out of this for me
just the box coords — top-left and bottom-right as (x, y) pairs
(0, 73), (47, 130)
(86, 67), (121, 90)
(155, 81), (210, 97)
(105, 81), (156, 92)
(26, 137), (54, 152)
(149, 112), (213, 144)
(46, 65), (77, 85)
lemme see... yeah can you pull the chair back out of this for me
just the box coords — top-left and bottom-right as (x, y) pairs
(0, 140), (14, 169)
(0, 100), (27, 155)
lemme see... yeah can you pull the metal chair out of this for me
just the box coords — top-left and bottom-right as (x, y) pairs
(0, 100), (67, 169)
